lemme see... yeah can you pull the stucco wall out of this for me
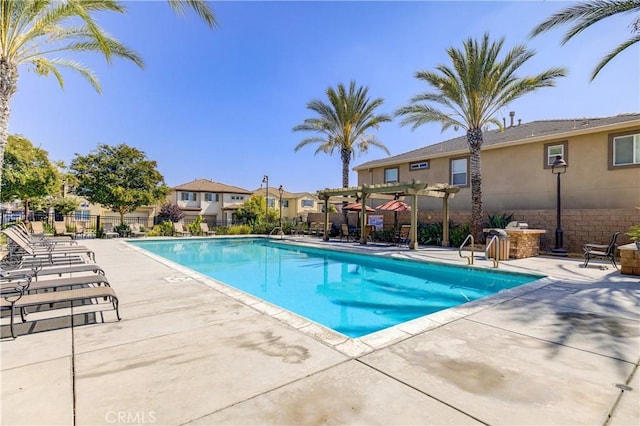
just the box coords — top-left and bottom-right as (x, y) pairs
(357, 125), (640, 212)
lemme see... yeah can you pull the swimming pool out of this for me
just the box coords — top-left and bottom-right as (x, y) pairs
(131, 238), (544, 338)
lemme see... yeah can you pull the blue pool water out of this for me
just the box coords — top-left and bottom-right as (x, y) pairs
(131, 238), (543, 338)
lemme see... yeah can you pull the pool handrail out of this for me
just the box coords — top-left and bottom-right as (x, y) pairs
(458, 234), (474, 265)
(485, 235), (500, 268)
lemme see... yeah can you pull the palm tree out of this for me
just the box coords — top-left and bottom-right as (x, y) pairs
(293, 81), (392, 189)
(0, 0), (217, 186)
(530, 0), (640, 80)
(396, 33), (566, 241)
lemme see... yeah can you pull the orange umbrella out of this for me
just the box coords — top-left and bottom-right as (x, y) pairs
(375, 200), (411, 212)
(376, 199), (411, 231)
(343, 202), (376, 213)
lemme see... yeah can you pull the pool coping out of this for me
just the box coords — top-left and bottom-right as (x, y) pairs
(125, 237), (556, 358)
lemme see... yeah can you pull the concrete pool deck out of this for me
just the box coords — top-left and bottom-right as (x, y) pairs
(1, 236), (638, 425)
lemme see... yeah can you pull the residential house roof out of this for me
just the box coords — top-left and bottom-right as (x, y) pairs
(251, 188), (319, 199)
(173, 179), (251, 194)
(354, 113), (640, 170)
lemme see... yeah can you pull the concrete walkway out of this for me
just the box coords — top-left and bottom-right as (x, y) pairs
(1, 237), (638, 425)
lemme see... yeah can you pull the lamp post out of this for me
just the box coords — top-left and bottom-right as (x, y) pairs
(278, 185), (284, 229)
(262, 175), (268, 222)
(551, 155), (568, 256)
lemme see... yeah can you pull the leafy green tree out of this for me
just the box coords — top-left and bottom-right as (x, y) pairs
(1, 134), (61, 218)
(236, 194), (278, 224)
(0, 0), (217, 185)
(531, 0), (640, 80)
(396, 34), (565, 241)
(70, 143), (169, 224)
(293, 81), (392, 188)
(50, 195), (80, 216)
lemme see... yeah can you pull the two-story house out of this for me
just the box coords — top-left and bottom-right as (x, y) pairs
(170, 179), (252, 225)
(251, 187), (322, 221)
(354, 113), (640, 252)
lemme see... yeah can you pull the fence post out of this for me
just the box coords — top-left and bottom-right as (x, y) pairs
(96, 215), (101, 235)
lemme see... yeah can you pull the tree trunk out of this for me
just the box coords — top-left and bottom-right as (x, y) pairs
(467, 128), (484, 242)
(341, 147), (351, 188)
(341, 148), (351, 222)
(0, 59), (19, 188)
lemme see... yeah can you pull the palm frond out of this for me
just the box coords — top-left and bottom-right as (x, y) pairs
(30, 56), (101, 92)
(591, 33), (640, 78)
(167, 0), (219, 29)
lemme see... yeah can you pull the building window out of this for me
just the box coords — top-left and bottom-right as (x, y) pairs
(301, 199), (314, 208)
(384, 167), (399, 183)
(204, 193), (218, 202)
(230, 195), (245, 201)
(450, 157), (468, 186)
(74, 210), (90, 221)
(611, 132), (640, 167)
(180, 192), (197, 201)
(410, 161), (429, 171)
(282, 200), (289, 208)
(544, 141), (568, 168)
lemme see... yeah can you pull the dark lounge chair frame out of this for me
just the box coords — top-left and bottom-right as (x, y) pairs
(583, 232), (620, 269)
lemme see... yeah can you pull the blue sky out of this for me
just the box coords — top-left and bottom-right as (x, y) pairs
(9, 0), (640, 193)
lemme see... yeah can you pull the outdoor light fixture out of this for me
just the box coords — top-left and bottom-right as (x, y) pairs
(278, 185), (284, 229)
(262, 175), (269, 222)
(551, 155), (568, 256)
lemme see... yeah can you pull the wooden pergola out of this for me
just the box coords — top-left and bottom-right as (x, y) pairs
(317, 180), (460, 249)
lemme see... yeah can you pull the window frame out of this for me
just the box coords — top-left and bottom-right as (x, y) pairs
(384, 167), (399, 183)
(449, 156), (469, 187)
(543, 141), (568, 169)
(301, 199), (314, 208)
(409, 160), (429, 171)
(609, 130), (640, 169)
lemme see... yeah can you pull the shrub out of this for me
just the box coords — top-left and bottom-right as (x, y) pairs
(147, 221), (174, 236)
(418, 222), (443, 245)
(486, 212), (513, 229)
(227, 224), (252, 235)
(157, 202), (184, 223)
(187, 215), (203, 235)
(449, 223), (471, 247)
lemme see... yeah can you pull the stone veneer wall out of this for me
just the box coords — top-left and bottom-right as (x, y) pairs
(620, 245), (640, 276)
(309, 208), (637, 254)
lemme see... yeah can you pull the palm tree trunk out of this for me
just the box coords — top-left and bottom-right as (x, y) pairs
(0, 59), (18, 188)
(341, 148), (351, 188)
(467, 128), (484, 242)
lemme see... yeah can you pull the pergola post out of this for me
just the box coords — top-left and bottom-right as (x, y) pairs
(409, 193), (418, 250)
(323, 198), (329, 241)
(442, 193), (451, 247)
(359, 193), (369, 245)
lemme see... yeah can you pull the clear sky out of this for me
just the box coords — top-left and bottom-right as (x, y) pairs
(9, 0), (640, 193)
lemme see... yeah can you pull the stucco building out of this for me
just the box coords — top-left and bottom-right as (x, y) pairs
(354, 113), (640, 253)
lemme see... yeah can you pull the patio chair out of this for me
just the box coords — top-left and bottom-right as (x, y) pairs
(200, 223), (216, 236)
(1, 257), (104, 281)
(19, 222), (76, 245)
(583, 232), (620, 269)
(129, 223), (147, 238)
(395, 225), (411, 246)
(340, 224), (355, 242)
(173, 222), (191, 237)
(102, 223), (119, 239)
(308, 222), (318, 235)
(53, 221), (74, 238)
(74, 222), (96, 239)
(1, 278), (120, 338)
(292, 223), (305, 236)
(2, 227), (96, 261)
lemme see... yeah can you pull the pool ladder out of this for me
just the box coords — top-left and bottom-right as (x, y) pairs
(459, 234), (500, 268)
(484, 235), (500, 268)
(268, 227), (284, 239)
(458, 234), (474, 265)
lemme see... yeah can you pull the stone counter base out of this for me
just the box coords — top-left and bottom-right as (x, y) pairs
(619, 243), (640, 276)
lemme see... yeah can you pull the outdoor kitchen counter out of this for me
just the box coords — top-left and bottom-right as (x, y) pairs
(503, 228), (547, 259)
